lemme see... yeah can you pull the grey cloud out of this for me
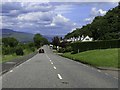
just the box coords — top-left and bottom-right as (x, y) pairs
(1, 2), (55, 17)
(2, 2), (22, 13)
(2, 2), (77, 35)
(24, 3), (55, 12)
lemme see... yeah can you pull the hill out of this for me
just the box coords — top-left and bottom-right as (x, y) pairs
(65, 3), (120, 40)
(43, 35), (65, 42)
(1, 29), (64, 43)
(2, 29), (34, 43)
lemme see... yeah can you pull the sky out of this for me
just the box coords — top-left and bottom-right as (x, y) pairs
(1, 1), (118, 36)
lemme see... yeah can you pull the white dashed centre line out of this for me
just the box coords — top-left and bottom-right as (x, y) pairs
(46, 54), (50, 59)
(53, 66), (56, 69)
(46, 54), (63, 80)
(58, 74), (62, 79)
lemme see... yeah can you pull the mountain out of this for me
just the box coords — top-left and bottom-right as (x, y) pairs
(1, 29), (65, 43)
(65, 3), (120, 40)
(2, 29), (34, 43)
(43, 35), (65, 42)
(43, 35), (53, 42)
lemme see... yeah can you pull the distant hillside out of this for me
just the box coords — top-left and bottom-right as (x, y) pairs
(65, 3), (120, 40)
(2, 29), (34, 43)
(1, 29), (64, 43)
(43, 35), (65, 42)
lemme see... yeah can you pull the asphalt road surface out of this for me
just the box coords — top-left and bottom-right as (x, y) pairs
(1, 45), (118, 88)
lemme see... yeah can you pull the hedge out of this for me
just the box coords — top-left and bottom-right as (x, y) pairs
(71, 39), (120, 53)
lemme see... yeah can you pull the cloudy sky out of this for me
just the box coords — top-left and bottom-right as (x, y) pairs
(1, 2), (118, 35)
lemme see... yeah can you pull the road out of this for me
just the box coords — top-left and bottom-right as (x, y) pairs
(1, 45), (118, 88)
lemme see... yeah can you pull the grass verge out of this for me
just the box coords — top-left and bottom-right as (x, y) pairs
(1, 49), (36, 63)
(61, 48), (119, 68)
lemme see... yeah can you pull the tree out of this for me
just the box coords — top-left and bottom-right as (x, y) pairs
(15, 46), (24, 55)
(2, 37), (19, 47)
(52, 36), (60, 49)
(33, 34), (43, 48)
(64, 3), (120, 40)
(41, 38), (49, 45)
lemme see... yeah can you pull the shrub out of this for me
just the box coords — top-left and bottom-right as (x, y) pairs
(65, 46), (72, 52)
(2, 46), (15, 55)
(30, 47), (35, 52)
(58, 48), (65, 53)
(15, 46), (24, 55)
(2, 46), (9, 55)
(71, 39), (120, 53)
(53, 45), (57, 49)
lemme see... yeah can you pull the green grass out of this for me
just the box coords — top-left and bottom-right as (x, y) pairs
(1, 49), (35, 63)
(62, 48), (119, 68)
(1, 54), (19, 63)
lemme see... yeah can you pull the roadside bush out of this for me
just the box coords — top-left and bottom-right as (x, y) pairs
(71, 39), (120, 53)
(58, 48), (65, 53)
(53, 45), (57, 49)
(2, 46), (15, 55)
(65, 46), (72, 52)
(2, 46), (9, 55)
(19, 43), (26, 49)
(15, 46), (24, 56)
(30, 47), (35, 52)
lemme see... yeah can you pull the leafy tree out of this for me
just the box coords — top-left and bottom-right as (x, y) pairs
(52, 36), (60, 48)
(15, 46), (24, 55)
(33, 34), (43, 48)
(64, 3), (120, 40)
(25, 42), (35, 52)
(2, 46), (15, 55)
(41, 37), (49, 45)
(2, 37), (19, 47)
(33, 33), (49, 48)
(26, 42), (35, 48)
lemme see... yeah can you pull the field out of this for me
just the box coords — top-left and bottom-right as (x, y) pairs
(1, 49), (36, 63)
(62, 48), (119, 68)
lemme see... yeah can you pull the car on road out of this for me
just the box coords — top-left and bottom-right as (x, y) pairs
(39, 49), (44, 53)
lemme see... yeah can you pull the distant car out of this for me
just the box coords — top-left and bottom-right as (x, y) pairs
(39, 49), (44, 53)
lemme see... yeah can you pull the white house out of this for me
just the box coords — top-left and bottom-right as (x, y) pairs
(81, 35), (93, 42)
(65, 35), (93, 42)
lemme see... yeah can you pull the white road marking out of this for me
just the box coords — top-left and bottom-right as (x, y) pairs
(98, 70), (101, 72)
(9, 70), (13, 72)
(83, 64), (88, 67)
(58, 74), (62, 79)
(50, 60), (51, 62)
(53, 66), (56, 69)
(46, 54), (50, 59)
(51, 62), (53, 64)
(2, 58), (33, 76)
(105, 73), (109, 76)
(114, 77), (118, 79)
(6, 62), (16, 64)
